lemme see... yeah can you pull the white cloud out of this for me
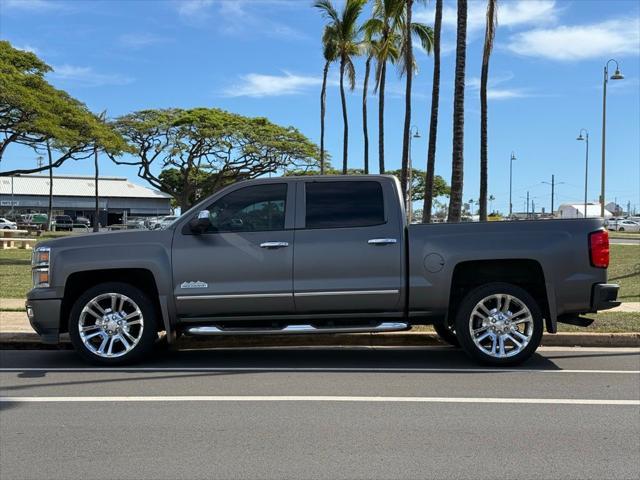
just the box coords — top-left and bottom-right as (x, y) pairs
(175, 0), (213, 18)
(14, 44), (40, 54)
(223, 72), (328, 97)
(51, 65), (134, 87)
(415, 0), (559, 36)
(507, 17), (640, 61)
(1, 0), (60, 11)
(467, 72), (532, 100)
(118, 33), (167, 49)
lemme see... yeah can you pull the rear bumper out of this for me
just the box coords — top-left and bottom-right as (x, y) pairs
(591, 283), (620, 312)
(25, 297), (61, 344)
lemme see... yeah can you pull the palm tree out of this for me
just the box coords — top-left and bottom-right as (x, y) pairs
(422, 0), (442, 223)
(399, 0), (433, 207)
(447, 0), (467, 222)
(319, 33), (338, 175)
(315, 0), (366, 174)
(363, 0), (403, 174)
(361, 38), (375, 174)
(479, 0), (497, 221)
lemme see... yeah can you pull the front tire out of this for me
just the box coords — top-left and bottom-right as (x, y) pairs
(68, 282), (158, 365)
(454, 282), (543, 366)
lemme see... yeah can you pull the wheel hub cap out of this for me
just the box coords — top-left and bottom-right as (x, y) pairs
(78, 293), (144, 358)
(469, 294), (534, 359)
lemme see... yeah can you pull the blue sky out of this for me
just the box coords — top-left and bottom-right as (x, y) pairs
(1, 0), (639, 214)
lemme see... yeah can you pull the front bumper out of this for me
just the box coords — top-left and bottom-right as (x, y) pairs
(25, 295), (62, 344)
(591, 283), (620, 312)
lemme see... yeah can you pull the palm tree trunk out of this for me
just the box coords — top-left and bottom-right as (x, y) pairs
(400, 0), (414, 208)
(362, 55), (372, 174)
(339, 55), (349, 174)
(46, 139), (53, 231)
(423, 0), (442, 223)
(320, 60), (330, 175)
(93, 145), (99, 232)
(378, 60), (387, 174)
(448, 0), (467, 222)
(479, 0), (496, 222)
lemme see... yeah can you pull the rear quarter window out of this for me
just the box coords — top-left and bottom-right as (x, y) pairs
(305, 181), (385, 229)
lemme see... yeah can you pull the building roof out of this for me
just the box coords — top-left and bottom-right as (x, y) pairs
(557, 203), (612, 218)
(0, 175), (172, 199)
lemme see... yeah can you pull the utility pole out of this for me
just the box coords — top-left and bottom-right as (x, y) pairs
(526, 191), (530, 218)
(46, 140), (53, 231)
(509, 152), (516, 217)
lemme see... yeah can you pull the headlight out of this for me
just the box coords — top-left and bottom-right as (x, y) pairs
(32, 246), (51, 288)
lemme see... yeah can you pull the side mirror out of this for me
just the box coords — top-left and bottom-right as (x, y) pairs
(189, 210), (212, 234)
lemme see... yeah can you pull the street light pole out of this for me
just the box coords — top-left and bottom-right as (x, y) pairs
(577, 129), (589, 217)
(509, 151), (516, 217)
(601, 59), (624, 217)
(408, 125), (420, 223)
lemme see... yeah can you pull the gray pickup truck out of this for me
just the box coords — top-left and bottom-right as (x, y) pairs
(26, 175), (619, 365)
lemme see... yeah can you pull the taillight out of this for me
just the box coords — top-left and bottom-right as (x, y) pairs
(589, 229), (609, 268)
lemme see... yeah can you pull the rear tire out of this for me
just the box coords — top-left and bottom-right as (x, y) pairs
(454, 282), (543, 366)
(68, 282), (158, 365)
(433, 322), (460, 347)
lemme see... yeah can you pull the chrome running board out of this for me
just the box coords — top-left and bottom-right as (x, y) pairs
(185, 322), (408, 336)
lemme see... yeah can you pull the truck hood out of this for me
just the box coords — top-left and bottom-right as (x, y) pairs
(36, 228), (174, 250)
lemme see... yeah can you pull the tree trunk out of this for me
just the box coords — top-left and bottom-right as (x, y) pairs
(400, 0), (414, 208)
(362, 55), (372, 175)
(320, 60), (330, 175)
(423, 0), (442, 223)
(378, 60), (387, 174)
(447, 0), (467, 223)
(46, 140), (53, 231)
(339, 55), (349, 174)
(93, 145), (100, 232)
(479, 0), (496, 222)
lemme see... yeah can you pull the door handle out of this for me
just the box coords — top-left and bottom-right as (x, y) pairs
(260, 241), (289, 249)
(368, 238), (398, 245)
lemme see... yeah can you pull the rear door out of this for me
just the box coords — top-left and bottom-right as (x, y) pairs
(172, 182), (295, 318)
(293, 178), (404, 313)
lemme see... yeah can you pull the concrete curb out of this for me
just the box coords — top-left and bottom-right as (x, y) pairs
(1, 331), (638, 349)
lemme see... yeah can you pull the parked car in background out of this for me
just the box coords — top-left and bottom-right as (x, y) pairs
(0, 217), (17, 229)
(608, 219), (640, 232)
(157, 215), (178, 230)
(27, 175), (619, 366)
(53, 215), (73, 231)
(74, 216), (91, 227)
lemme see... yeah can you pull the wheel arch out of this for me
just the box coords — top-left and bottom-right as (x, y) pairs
(61, 268), (170, 336)
(448, 259), (555, 333)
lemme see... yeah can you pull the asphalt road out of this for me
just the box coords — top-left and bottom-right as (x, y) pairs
(1, 347), (639, 480)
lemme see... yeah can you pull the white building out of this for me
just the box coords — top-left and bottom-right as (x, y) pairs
(0, 174), (172, 225)
(556, 203), (612, 219)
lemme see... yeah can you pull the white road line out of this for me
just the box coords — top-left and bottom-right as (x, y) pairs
(1, 395), (638, 406)
(0, 367), (638, 374)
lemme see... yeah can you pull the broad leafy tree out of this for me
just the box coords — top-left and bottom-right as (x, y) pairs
(111, 108), (319, 210)
(0, 41), (126, 176)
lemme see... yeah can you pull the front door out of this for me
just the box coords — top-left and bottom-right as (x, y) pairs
(172, 182), (294, 318)
(293, 179), (404, 313)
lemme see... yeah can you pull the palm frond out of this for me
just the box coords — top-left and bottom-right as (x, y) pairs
(314, 0), (340, 24)
(411, 22), (434, 55)
(345, 57), (356, 90)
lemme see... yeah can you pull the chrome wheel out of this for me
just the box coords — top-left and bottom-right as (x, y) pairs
(78, 293), (144, 358)
(468, 294), (534, 359)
